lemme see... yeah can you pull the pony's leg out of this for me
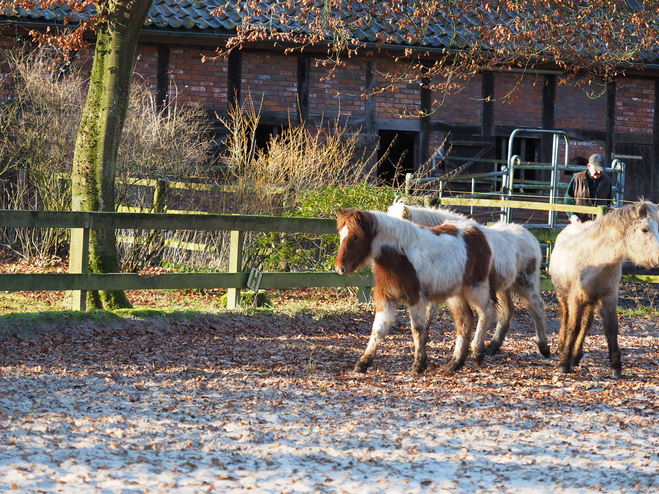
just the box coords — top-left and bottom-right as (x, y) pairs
(600, 297), (622, 379)
(485, 289), (514, 356)
(471, 294), (496, 367)
(424, 303), (439, 343)
(571, 302), (595, 367)
(556, 293), (570, 355)
(515, 283), (551, 358)
(354, 300), (397, 374)
(446, 296), (474, 372)
(557, 297), (585, 374)
(409, 302), (430, 374)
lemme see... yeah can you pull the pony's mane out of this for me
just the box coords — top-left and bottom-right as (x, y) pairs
(594, 200), (658, 233)
(388, 203), (470, 226)
(339, 208), (429, 247)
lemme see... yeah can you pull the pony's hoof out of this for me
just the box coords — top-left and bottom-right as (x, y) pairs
(611, 368), (622, 379)
(484, 343), (500, 357)
(557, 364), (571, 374)
(412, 361), (427, 375)
(473, 353), (485, 367)
(446, 360), (464, 373)
(539, 345), (551, 358)
(353, 362), (369, 374)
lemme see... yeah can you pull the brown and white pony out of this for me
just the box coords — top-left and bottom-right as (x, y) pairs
(335, 208), (497, 374)
(549, 200), (659, 378)
(388, 203), (549, 358)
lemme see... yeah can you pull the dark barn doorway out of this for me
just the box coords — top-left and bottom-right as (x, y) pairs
(378, 130), (417, 186)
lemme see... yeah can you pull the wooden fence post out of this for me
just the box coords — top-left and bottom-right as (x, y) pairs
(226, 230), (244, 309)
(358, 287), (372, 304)
(153, 178), (167, 213)
(69, 227), (90, 311)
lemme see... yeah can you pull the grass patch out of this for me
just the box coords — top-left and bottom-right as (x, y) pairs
(618, 305), (659, 319)
(0, 310), (122, 334)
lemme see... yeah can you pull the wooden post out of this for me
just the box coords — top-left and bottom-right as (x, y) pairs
(69, 227), (90, 311)
(358, 287), (372, 304)
(226, 230), (244, 309)
(153, 178), (167, 213)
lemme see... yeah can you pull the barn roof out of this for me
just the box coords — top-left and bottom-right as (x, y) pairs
(2, 0), (659, 65)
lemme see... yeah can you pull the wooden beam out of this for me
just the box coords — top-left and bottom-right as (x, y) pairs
(541, 74), (556, 169)
(297, 55), (310, 124)
(420, 76), (432, 166)
(606, 81), (616, 163)
(227, 50), (241, 111)
(68, 227), (89, 311)
(0, 272), (374, 291)
(482, 71), (494, 137)
(156, 45), (170, 111)
(0, 210), (338, 234)
(226, 230), (244, 309)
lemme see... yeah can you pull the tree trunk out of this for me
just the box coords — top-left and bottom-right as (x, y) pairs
(71, 0), (152, 309)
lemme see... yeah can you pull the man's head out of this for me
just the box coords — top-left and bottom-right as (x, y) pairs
(587, 153), (605, 179)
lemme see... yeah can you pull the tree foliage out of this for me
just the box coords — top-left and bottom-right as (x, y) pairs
(4, 1), (658, 102)
(212, 0), (659, 95)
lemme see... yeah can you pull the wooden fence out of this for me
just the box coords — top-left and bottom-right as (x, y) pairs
(0, 210), (372, 311)
(1, 199), (658, 312)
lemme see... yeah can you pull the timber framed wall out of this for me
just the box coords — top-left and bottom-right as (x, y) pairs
(1, 28), (658, 202)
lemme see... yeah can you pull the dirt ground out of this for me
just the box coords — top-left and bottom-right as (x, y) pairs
(0, 287), (657, 493)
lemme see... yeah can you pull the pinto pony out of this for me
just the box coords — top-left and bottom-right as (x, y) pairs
(335, 208), (497, 374)
(388, 203), (549, 358)
(549, 201), (659, 378)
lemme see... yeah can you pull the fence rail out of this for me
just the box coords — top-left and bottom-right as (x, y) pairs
(2, 205), (658, 312)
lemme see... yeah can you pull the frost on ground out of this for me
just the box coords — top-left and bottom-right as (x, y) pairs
(0, 296), (658, 493)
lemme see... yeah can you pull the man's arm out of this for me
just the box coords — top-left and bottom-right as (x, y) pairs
(564, 175), (578, 222)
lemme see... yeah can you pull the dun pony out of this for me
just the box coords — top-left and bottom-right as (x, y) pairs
(549, 200), (659, 378)
(335, 208), (497, 374)
(388, 203), (549, 358)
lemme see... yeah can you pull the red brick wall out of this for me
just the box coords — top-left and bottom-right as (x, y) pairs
(167, 47), (227, 107)
(494, 73), (543, 128)
(555, 80), (607, 132)
(133, 45), (158, 90)
(241, 52), (296, 114)
(432, 74), (482, 124)
(375, 59), (421, 119)
(310, 59), (366, 117)
(616, 78), (654, 134)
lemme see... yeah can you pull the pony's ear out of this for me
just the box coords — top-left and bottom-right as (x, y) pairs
(400, 205), (411, 220)
(636, 202), (648, 219)
(337, 208), (354, 218)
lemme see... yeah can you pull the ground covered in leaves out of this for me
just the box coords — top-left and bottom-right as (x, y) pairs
(0, 258), (658, 493)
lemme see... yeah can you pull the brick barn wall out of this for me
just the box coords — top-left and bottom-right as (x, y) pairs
(616, 78), (654, 134)
(241, 52), (297, 115)
(310, 59), (366, 117)
(375, 59), (421, 119)
(555, 80), (607, 133)
(167, 47), (228, 108)
(494, 73), (543, 128)
(134, 45), (158, 90)
(433, 73), (482, 124)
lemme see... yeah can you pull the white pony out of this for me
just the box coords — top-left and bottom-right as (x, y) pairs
(335, 208), (497, 374)
(549, 200), (659, 378)
(388, 203), (549, 358)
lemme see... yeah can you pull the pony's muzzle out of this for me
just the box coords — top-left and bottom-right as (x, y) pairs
(335, 265), (347, 275)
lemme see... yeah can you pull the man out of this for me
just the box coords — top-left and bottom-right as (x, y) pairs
(564, 153), (613, 223)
